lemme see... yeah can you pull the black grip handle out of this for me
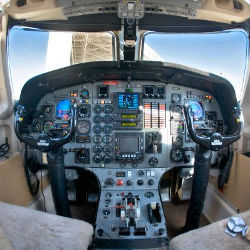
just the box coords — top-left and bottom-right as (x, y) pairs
(14, 105), (77, 152)
(183, 106), (241, 151)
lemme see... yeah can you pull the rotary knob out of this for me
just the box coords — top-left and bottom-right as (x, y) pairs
(126, 180), (133, 186)
(104, 178), (114, 187)
(148, 179), (154, 186)
(137, 179), (144, 186)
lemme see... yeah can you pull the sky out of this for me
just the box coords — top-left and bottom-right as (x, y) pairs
(144, 30), (248, 100)
(8, 27), (248, 100)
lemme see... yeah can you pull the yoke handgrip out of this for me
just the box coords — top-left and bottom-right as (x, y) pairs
(183, 106), (241, 151)
(14, 105), (77, 152)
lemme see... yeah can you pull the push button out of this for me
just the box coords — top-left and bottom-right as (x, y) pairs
(116, 179), (124, 186)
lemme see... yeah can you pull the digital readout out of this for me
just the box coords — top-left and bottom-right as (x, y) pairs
(121, 122), (137, 127)
(121, 114), (137, 119)
(116, 172), (126, 177)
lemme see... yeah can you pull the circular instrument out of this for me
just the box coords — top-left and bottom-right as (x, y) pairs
(170, 148), (184, 163)
(103, 114), (113, 124)
(103, 145), (113, 154)
(93, 145), (102, 154)
(102, 135), (113, 144)
(171, 105), (183, 119)
(93, 115), (103, 124)
(77, 120), (90, 134)
(103, 154), (112, 164)
(93, 154), (103, 163)
(93, 135), (102, 144)
(103, 125), (113, 134)
(171, 94), (181, 103)
(93, 125), (102, 134)
(93, 105), (103, 114)
(103, 104), (113, 114)
(80, 89), (89, 99)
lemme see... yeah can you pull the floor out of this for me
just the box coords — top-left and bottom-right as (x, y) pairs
(215, 153), (250, 212)
(163, 201), (209, 238)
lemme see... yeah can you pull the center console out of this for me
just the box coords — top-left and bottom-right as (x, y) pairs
(92, 84), (168, 246)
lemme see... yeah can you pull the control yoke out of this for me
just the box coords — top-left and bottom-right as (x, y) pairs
(183, 106), (241, 151)
(14, 105), (77, 152)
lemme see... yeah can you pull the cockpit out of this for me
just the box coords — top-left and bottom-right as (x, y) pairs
(0, 1), (249, 249)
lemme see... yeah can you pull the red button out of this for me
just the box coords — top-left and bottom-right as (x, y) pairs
(116, 179), (124, 186)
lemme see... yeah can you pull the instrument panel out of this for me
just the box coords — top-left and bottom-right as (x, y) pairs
(35, 81), (224, 170)
(34, 80), (224, 241)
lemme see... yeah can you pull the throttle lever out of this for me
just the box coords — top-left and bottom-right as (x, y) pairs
(183, 106), (241, 151)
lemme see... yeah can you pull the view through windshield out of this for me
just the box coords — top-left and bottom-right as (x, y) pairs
(8, 27), (248, 101)
(142, 29), (248, 100)
(7, 27), (115, 100)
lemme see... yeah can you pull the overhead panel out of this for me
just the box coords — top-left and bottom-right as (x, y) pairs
(57, 0), (203, 19)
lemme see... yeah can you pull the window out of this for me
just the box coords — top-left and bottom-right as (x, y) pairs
(142, 30), (248, 100)
(7, 26), (115, 100)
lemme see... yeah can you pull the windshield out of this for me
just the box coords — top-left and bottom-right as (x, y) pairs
(142, 29), (248, 100)
(7, 26), (115, 100)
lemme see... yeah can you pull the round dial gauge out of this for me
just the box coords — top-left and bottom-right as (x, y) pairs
(103, 125), (113, 134)
(171, 94), (181, 103)
(80, 89), (89, 99)
(103, 115), (113, 124)
(171, 105), (183, 119)
(103, 145), (113, 154)
(102, 135), (113, 144)
(93, 115), (102, 124)
(93, 135), (102, 144)
(93, 125), (102, 134)
(93, 145), (102, 154)
(170, 148), (184, 163)
(93, 154), (103, 163)
(103, 155), (112, 164)
(77, 120), (90, 134)
(103, 105), (113, 114)
(93, 105), (103, 114)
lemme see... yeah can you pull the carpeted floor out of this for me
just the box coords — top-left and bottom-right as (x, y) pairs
(70, 203), (97, 224)
(163, 201), (209, 239)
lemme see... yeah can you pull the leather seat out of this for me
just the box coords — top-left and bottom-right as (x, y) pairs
(169, 210), (250, 250)
(0, 201), (93, 250)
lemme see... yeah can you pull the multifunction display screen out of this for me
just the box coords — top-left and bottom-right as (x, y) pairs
(56, 99), (71, 120)
(119, 136), (139, 152)
(118, 93), (139, 109)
